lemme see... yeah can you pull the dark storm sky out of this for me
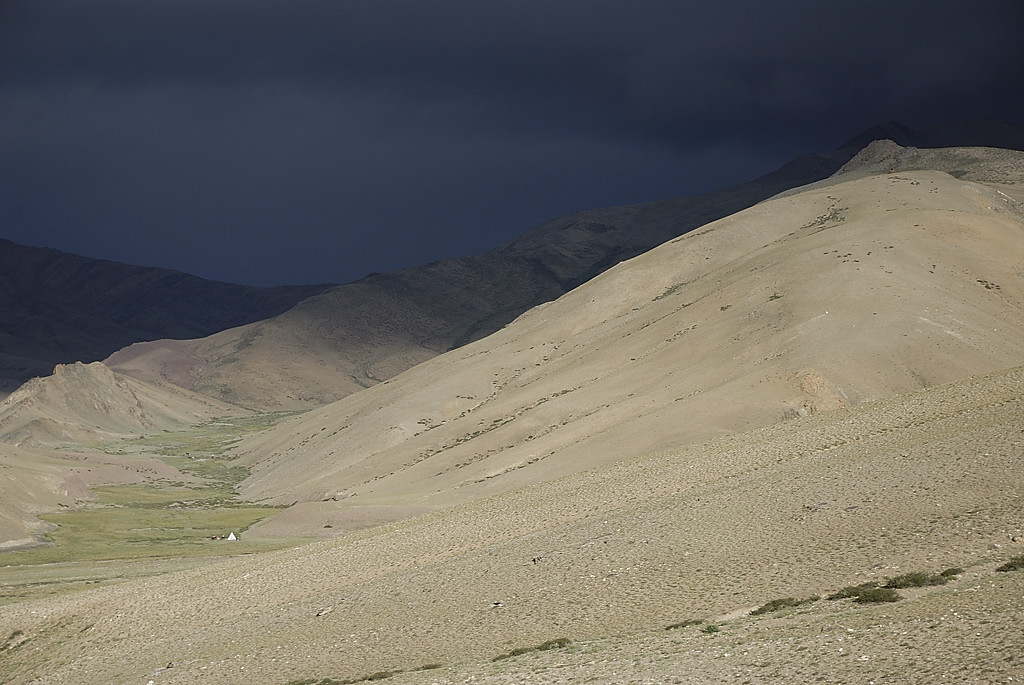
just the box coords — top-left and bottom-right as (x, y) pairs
(2, 1), (1022, 286)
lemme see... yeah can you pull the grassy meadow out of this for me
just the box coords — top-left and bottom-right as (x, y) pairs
(0, 413), (306, 604)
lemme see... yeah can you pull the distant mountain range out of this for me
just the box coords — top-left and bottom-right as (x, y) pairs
(0, 239), (331, 396)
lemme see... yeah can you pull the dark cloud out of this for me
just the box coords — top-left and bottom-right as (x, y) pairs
(2, 1), (1022, 285)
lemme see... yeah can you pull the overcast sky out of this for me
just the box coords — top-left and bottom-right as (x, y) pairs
(2, 1), (1022, 286)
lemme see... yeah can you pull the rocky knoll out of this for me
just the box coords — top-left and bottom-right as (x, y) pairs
(0, 361), (242, 449)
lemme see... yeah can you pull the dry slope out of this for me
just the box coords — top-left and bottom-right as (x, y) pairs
(102, 173), (824, 412)
(1, 364), (1022, 684)
(101, 121), (1024, 412)
(0, 361), (244, 450)
(99, 130), (904, 412)
(231, 148), (1024, 537)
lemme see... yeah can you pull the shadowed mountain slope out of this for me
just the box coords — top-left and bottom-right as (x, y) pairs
(0, 238), (331, 397)
(106, 122), (1024, 411)
(1, 364), (1022, 684)
(230, 146), (1024, 536)
(104, 162), (847, 411)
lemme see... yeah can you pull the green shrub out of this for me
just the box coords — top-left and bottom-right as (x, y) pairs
(828, 582), (900, 603)
(996, 556), (1024, 573)
(701, 624), (720, 634)
(884, 572), (949, 589)
(852, 587), (901, 604)
(750, 596), (819, 616)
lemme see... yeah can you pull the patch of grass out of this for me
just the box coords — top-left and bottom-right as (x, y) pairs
(884, 572), (950, 589)
(127, 411), (301, 458)
(2, 501), (284, 566)
(493, 637), (573, 661)
(1, 414), (318, 604)
(86, 483), (236, 508)
(1, 413), (308, 572)
(996, 556), (1024, 573)
(750, 596), (819, 615)
(664, 619), (704, 631)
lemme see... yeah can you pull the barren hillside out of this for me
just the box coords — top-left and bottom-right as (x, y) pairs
(1, 365), (1021, 684)
(230, 147), (1024, 539)
(0, 361), (244, 449)
(104, 165), (835, 411)
(107, 122), (1022, 412)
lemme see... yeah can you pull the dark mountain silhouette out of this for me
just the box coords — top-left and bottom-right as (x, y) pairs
(0, 239), (332, 396)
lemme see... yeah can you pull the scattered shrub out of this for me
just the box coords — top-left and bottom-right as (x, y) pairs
(884, 572), (949, 589)
(664, 619), (704, 631)
(827, 582), (879, 600)
(852, 587), (901, 604)
(493, 638), (573, 661)
(828, 582), (900, 603)
(996, 556), (1024, 573)
(283, 671), (400, 685)
(939, 567), (964, 578)
(750, 596), (819, 616)
(701, 624), (720, 634)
